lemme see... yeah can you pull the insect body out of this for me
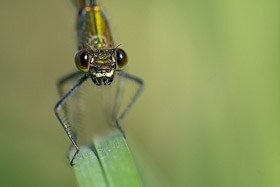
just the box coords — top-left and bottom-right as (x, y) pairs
(75, 1), (128, 85)
(54, 0), (143, 165)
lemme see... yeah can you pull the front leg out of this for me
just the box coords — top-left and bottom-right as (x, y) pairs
(54, 73), (88, 166)
(114, 71), (144, 138)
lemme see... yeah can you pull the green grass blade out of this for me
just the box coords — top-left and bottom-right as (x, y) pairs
(70, 132), (141, 187)
(94, 133), (141, 187)
(72, 147), (108, 187)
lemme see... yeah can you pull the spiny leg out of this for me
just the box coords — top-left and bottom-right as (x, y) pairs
(57, 71), (83, 97)
(57, 71), (83, 155)
(114, 71), (144, 138)
(54, 74), (88, 166)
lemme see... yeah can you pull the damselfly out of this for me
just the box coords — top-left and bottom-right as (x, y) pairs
(54, 0), (143, 166)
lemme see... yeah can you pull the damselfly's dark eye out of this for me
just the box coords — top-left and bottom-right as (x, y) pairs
(116, 48), (128, 70)
(75, 50), (90, 72)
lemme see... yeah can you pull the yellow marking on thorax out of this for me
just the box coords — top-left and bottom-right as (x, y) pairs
(93, 5), (102, 11)
(94, 10), (103, 36)
(85, 6), (92, 12)
(85, 6), (104, 37)
(85, 5), (101, 12)
(83, 5), (112, 48)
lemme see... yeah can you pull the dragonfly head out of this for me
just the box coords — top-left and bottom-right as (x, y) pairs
(75, 48), (128, 85)
(89, 49), (116, 85)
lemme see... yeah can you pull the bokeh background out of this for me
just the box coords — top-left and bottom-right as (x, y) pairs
(0, 0), (279, 186)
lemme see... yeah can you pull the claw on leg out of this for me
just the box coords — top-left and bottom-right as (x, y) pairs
(70, 148), (80, 166)
(116, 120), (126, 139)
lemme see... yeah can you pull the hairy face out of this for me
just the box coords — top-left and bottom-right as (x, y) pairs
(89, 49), (116, 78)
(75, 47), (128, 85)
(75, 48), (116, 85)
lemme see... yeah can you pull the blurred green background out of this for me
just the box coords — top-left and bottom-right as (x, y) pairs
(0, 0), (279, 186)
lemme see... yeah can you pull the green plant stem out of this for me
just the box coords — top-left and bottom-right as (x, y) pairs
(72, 147), (107, 187)
(71, 132), (140, 187)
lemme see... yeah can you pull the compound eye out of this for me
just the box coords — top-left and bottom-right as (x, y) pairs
(75, 50), (90, 72)
(116, 48), (128, 70)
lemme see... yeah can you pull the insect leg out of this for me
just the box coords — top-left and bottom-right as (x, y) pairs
(57, 71), (83, 97)
(57, 71), (83, 154)
(115, 71), (144, 138)
(54, 74), (88, 166)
